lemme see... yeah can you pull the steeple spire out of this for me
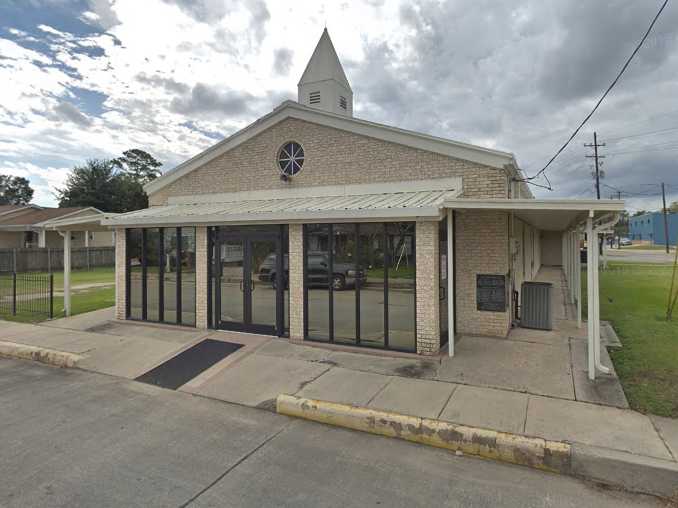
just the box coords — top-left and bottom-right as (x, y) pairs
(298, 29), (353, 116)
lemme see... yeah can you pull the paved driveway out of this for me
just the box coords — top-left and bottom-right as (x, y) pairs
(0, 359), (661, 508)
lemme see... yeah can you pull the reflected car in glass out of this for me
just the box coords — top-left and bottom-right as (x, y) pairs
(258, 252), (365, 290)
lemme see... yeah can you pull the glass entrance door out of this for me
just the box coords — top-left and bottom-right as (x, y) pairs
(215, 229), (284, 335)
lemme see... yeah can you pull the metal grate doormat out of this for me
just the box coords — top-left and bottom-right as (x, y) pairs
(135, 339), (243, 390)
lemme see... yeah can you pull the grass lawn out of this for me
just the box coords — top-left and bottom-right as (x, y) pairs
(1, 286), (115, 323)
(586, 262), (678, 417)
(50, 266), (115, 290)
(366, 266), (415, 279)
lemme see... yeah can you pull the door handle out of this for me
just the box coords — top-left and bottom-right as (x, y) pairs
(250, 280), (256, 291)
(239, 280), (244, 292)
(440, 286), (447, 300)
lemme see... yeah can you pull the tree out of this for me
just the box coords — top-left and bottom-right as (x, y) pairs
(57, 150), (162, 212)
(0, 175), (34, 205)
(112, 149), (162, 183)
(56, 159), (123, 212)
(632, 210), (648, 217)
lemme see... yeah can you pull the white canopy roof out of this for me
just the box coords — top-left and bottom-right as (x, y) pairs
(105, 178), (462, 227)
(444, 198), (626, 231)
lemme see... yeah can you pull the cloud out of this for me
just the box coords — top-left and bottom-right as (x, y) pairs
(52, 101), (93, 127)
(170, 83), (253, 117)
(135, 73), (190, 95)
(273, 47), (293, 75)
(1, 0), (678, 210)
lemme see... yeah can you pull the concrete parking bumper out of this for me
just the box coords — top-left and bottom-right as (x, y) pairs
(0, 340), (82, 368)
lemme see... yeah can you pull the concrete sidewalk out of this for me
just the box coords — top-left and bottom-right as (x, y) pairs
(1, 284), (677, 496)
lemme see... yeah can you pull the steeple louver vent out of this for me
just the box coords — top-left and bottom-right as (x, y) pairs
(297, 28), (353, 116)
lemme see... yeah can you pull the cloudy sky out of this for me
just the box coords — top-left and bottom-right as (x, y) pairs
(1, 0), (677, 212)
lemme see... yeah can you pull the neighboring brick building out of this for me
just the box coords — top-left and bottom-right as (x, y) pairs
(104, 30), (621, 357)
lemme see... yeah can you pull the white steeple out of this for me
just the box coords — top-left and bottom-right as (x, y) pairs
(298, 29), (353, 117)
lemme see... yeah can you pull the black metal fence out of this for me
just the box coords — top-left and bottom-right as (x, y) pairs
(0, 273), (54, 321)
(0, 247), (115, 273)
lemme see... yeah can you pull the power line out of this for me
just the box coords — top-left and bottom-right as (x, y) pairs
(606, 125), (678, 142)
(522, 0), (670, 187)
(606, 145), (678, 156)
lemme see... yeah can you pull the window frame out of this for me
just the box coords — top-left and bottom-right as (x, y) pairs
(303, 221), (417, 353)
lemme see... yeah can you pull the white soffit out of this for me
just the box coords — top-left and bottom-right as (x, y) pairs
(145, 101), (516, 195)
(444, 198), (625, 231)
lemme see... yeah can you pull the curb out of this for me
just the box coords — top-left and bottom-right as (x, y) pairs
(0, 341), (82, 368)
(276, 394), (678, 499)
(276, 394), (570, 473)
(571, 444), (678, 499)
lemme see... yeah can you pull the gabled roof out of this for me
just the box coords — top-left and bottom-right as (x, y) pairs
(298, 28), (351, 91)
(0, 206), (102, 229)
(145, 100), (518, 195)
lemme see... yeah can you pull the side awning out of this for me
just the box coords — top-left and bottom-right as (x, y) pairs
(442, 198), (625, 231)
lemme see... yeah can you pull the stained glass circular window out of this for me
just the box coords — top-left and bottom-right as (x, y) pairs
(277, 141), (304, 176)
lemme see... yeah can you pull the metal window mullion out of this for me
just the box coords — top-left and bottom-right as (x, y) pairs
(125, 229), (131, 319)
(214, 228), (222, 327)
(158, 228), (165, 323)
(275, 225), (284, 336)
(383, 223), (389, 349)
(176, 227), (183, 325)
(355, 223), (360, 345)
(303, 225), (309, 339)
(206, 227), (213, 328)
(328, 224), (334, 343)
(141, 228), (147, 321)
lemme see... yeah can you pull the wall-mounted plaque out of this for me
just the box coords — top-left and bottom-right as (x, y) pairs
(476, 274), (506, 312)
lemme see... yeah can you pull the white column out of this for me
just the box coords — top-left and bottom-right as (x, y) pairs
(592, 226), (610, 375)
(62, 231), (71, 317)
(447, 209), (455, 357)
(576, 230), (582, 328)
(586, 215), (595, 380)
(85, 230), (90, 248)
(38, 229), (46, 248)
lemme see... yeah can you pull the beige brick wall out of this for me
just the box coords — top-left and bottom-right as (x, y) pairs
(195, 226), (208, 329)
(115, 229), (126, 320)
(416, 221), (440, 355)
(149, 118), (508, 206)
(455, 210), (511, 337)
(288, 224), (304, 340)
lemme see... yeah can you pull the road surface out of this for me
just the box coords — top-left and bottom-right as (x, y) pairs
(0, 359), (663, 508)
(606, 248), (676, 264)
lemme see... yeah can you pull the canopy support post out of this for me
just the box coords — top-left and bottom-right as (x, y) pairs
(447, 209), (455, 357)
(58, 231), (71, 317)
(586, 215), (595, 380)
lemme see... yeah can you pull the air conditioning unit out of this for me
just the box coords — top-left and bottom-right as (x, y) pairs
(520, 281), (553, 330)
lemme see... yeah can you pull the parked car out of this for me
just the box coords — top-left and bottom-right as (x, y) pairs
(619, 237), (632, 246)
(258, 252), (365, 290)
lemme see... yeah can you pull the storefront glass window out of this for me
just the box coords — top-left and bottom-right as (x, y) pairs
(387, 223), (416, 351)
(181, 228), (196, 326)
(127, 229), (143, 320)
(305, 224), (330, 341)
(304, 222), (416, 352)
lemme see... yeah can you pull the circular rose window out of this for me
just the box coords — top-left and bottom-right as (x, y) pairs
(277, 141), (304, 176)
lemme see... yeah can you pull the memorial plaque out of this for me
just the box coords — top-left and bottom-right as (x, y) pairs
(476, 274), (506, 312)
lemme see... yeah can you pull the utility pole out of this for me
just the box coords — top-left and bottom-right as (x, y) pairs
(662, 182), (670, 254)
(585, 132), (606, 199)
(585, 132), (606, 255)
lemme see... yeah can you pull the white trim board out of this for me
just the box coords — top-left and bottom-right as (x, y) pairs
(145, 100), (516, 195)
(168, 177), (462, 205)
